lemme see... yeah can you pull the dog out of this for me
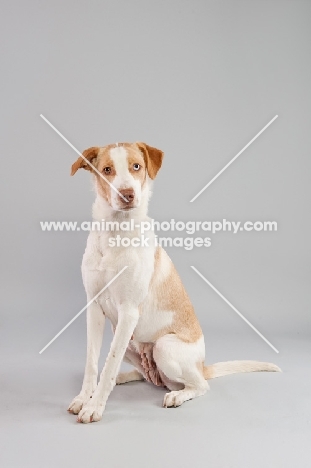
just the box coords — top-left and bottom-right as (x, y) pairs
(67, 142), (280, 423)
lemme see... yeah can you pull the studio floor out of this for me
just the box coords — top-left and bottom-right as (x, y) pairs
(2, 328), (310, 468)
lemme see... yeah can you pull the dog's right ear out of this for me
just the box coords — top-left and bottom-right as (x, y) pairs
(136, 142), (164, 180)
(71, 147), (100, 176)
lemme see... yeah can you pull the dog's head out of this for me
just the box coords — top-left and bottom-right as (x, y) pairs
(71, 142), (163, 212)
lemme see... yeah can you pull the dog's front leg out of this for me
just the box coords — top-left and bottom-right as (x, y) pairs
(68, 300), (105, 414)
(77, 305), (139, 423)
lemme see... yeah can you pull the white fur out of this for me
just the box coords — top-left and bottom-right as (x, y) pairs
(109, 146), (142, 210)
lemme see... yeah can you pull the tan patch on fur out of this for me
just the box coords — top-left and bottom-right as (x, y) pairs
(202, 364), (214, 379)
(148, 247), (203, 343)
(71, 147), (100, 176)
(93, 148), (115, 205)
(195, 361), (212, 379)
(135, 142), (164, 179)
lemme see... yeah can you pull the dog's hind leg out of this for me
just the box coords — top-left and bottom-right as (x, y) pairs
(153, 334), (209, 407)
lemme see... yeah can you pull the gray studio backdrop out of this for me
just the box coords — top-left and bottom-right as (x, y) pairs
(1, 1), (310, 467)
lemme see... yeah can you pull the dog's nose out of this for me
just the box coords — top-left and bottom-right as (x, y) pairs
(119, 188), (135, 202)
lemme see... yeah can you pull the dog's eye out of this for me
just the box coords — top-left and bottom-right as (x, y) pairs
(103, 167), (111, 174)
(133, 164), (140, 171)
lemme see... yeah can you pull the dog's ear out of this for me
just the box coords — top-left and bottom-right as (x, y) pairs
(71, 147), (100, 176)
(136, 142), (164, 180)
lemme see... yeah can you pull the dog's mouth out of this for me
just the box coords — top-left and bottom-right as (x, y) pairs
(116, 202), (138, 212)
(111, 199), (138, 212)
(118, 206), (136, 211)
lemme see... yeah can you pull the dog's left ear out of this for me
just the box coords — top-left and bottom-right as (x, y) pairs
(71, 147), (100, 176)
(136, 142), (164, 179)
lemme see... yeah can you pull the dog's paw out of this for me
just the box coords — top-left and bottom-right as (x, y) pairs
(77, 400), (105, 424)
(67, 394), (90, 415)
(116, 373), (128, 385)
(163, 387), (207, 408)
(116, 370), (144, 385)
(163, 391), (185, 408)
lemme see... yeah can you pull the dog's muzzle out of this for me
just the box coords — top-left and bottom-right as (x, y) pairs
(118, 188), (135, 208)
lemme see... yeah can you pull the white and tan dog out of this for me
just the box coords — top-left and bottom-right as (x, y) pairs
(68, 142), (280, 423)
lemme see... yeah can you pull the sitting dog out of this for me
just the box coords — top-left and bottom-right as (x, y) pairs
(68, 142), (280, 423)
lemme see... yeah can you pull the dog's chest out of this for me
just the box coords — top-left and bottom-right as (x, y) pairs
(82, 229), (156, 329)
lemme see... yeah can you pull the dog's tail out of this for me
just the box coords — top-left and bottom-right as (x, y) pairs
(203, 360), (281, 379)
